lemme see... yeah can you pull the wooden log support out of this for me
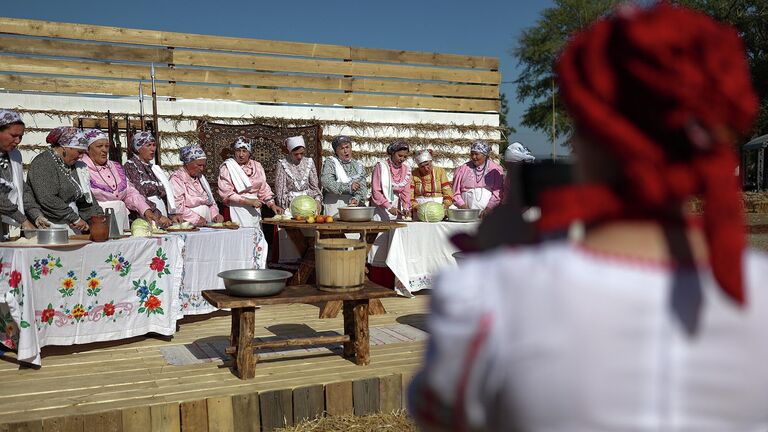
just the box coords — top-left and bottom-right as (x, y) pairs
(353, 300), (371, 365)
(317, 300), (342, 319)
(232, 392), (260, 432)
(121, 407), (151, 432)
(352, 377), (380, 416)
(342, 301), (356, 359)
(179, 400), (208, 432)
(236, 307), (257, 379)
(3, 420), (43, 432)
(259, 389), (293, 432)
(150, 403), (181, 432)
(324, 381), (354, 416)
(229, 308), (240, 350)
(292, 385), (324, 423)
(206, 397), (234, 432)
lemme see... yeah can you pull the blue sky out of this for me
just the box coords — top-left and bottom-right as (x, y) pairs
(2, 0), (557, 157)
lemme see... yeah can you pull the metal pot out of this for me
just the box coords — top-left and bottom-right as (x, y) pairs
(338, 206), (375, 222)
(218, 269), (293, 297)
(447, 208), (480, 222)
(22, 228), (38, 240)
(36, 228), (69, 245)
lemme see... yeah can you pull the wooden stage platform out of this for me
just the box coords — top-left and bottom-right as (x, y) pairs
(0, 295), (428, 431)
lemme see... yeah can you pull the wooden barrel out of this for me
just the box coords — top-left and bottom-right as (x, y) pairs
(315, 235), (367, 292)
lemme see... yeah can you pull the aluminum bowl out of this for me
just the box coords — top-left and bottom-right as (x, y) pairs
(447, 208), (480, 223)
(218, 269), (293, 297)
(338, 206), (375, 222)
(22, 228), (38, 240)
(36, 228), (69, 245)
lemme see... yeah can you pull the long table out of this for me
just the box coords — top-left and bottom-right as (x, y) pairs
(0, 227), (267, 366)
(368, 221), (479, 297)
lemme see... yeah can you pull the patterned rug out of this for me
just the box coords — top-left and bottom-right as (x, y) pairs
(159, 323), (427, 366)
(197, 121), (322, 204)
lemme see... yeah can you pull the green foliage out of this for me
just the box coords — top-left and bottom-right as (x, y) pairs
(513, 0), (768, 144)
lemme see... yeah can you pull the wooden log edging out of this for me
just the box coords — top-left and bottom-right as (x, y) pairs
(0, 373), (411, 432)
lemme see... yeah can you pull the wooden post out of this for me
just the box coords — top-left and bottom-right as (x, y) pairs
(324, 381), (353, 416)
(232, 392), (260, 432)
(352, 299), (370, 365)
(236, 307), (256, 379)
(352, 377), (380, 415)
(229, 309), (240, 350)
(342, 300), (356, 360)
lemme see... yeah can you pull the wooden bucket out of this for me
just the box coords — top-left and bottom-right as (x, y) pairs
(314, 232), (367, 292)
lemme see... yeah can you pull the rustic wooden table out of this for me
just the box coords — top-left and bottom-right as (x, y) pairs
(261, 219), (405, 318)
(202, 282), (396, 379)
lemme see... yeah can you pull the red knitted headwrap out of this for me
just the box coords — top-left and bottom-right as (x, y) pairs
(541, 3), (758, 304)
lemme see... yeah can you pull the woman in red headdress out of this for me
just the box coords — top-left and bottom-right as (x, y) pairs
(408, 4), (768, 430)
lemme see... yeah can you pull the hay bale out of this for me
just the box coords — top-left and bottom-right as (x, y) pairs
(275, 411), (417, 432)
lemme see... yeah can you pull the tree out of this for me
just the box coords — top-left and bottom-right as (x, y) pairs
(513, 0), (768, 144)
(498, 92), (517, 155)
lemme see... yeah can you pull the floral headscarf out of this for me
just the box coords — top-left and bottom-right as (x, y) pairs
(180, 145), (207, 164)
(46, 126), (78, 147)
(414, 149), (433, 164)
(470, 140), (491, 156)
(387, 140), (409, 155)
(132, 131), (155, 152)
(63, 130), (89, 150)
(84, 129), (108, 146)
(0, 109), (23, 128)
(331, 135), (352, 153)
(232, 136), (253, 153)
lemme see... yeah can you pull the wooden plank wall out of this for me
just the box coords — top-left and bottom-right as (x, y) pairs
(0, 17), (499, 113)
(0, 374), (410, 432)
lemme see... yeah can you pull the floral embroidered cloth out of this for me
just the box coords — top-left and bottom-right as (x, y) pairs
(0, 227), (267, 365)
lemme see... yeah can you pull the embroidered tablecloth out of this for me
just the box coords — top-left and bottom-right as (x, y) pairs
(0, 227), (267, 365)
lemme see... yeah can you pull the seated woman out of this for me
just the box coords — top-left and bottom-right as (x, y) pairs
(410, 4), (768, 430)
(25, 129), (103, 232)
(0, 110), (35, 239)
(371, 140), (411, 221)
(123, 131), (181, 222)
(451, 140), (504, 217)
(274, 136), (322, 215)
(217, 136), (283, 227)
(410, 149), (453, 216)
(170, 145), (223, 226)
(81, 129), (170, 230)
(321, 136), (368, 217)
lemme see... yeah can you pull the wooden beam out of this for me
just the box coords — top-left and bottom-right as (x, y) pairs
(0, 36), (171, 63)
(0, 75), (500, 113)
(292, 385), (324, 424)
(352, 377), (380, 416)
(205, 397), (234, 432)
(179, 400), (208, 432)
(0, 17), (497, 69)
(172, 51), (501, 84)
(259, 389), (293, 432)
(0, 55), (498, 99)
(224, 335), (350, 354)
(324, 381), (353, 417)
(150, 403), (181, 432)
(231, 392), (260, 432)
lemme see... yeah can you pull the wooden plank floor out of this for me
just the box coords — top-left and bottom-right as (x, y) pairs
(0, 295), (428, 424)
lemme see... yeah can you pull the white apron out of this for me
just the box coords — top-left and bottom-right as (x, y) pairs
(49, 202), (81, 235)
(462, 187), (492, 210)
(98, 200), (130, 231)
(147, 195), (168, 217)
(373, 160), (411, 222)
(1, 149), (24, 228)
(323, 157), (356, 217)
(228, 193), (261, 227)
(190, 205), (212, 224)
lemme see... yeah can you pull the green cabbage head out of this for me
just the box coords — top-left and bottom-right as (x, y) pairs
(417, 202), (444, 222)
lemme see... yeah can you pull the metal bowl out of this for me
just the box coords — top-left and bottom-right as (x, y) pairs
(447, 208), (480, 222)
(36, 228), (69, 245)
(338, 206), (375, 222)
(22, 228), (38, 240)
(218, 269), (293, 297)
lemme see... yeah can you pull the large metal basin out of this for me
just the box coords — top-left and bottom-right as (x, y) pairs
(447, 208), (480, 222)
(218, 269), (293, 297)
(338, 206), (375, 222)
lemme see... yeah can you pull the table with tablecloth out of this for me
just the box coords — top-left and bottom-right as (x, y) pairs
(368, 221), (479, 297)
(0, 227), (266, 366)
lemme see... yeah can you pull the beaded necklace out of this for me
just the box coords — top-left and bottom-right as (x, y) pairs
(95, 162), (119, 192)
(49, 148), (83, 198)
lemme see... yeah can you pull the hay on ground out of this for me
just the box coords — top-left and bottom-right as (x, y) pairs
(275, 411), (417, 432)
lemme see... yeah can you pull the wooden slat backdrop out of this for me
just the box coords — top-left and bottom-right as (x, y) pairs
(0, 17), (500, 113)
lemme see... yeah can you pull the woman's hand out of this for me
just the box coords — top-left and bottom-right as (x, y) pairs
(388, 207), (400, 216)
(34, 216), (51, 228)
(21, 219), (36, 231)
(195, 216), (207, 226)
(170, 214), (185, 224)
(349, 198), (359, 206)
(213, 214), (224, 223)
(479, 208), (489, 218)
(351, 181), (361, 192)
(71, 218), (89, 231)
(248, 198), (263, 208)
(269, 204), (284, 215)
(156, 216), (172, 228)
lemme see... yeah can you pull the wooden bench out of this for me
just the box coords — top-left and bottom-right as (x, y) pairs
(202, 282), (396, 379)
